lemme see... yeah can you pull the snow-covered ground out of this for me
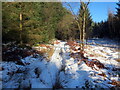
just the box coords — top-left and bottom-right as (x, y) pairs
(1, 39), (120, 89)
(87, 38), (120, 49)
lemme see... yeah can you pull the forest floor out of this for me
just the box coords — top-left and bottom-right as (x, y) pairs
(1, 38), (120, 89)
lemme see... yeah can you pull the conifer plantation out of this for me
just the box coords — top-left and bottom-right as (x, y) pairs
(2, 2), (71, 45)
(1, 1), (120, 89)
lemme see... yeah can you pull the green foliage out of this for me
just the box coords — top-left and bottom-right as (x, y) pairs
(116, 1), (120, 19)
(56, 12), (76, 40)
(114, 1), (120, 39)
(78, 2), (93, 40)
(2, 2), (68, 45)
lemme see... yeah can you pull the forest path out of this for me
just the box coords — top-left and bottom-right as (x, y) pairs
(2, 39), (120, 88)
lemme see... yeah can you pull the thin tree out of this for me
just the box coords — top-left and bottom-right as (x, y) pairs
(19, 3), (23, 45)
(66, 0), (90, 53)
(108, 9), (115, 38)
(79, 1), (90, 52)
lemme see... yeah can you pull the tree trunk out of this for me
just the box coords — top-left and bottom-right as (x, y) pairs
(81, 5), (86, 52)
(20, 13), (23, 45)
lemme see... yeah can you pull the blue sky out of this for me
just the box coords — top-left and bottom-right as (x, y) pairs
(63, 2), (118, 22)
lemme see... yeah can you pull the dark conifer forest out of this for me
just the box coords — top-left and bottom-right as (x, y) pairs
(2, 2), (120, 45)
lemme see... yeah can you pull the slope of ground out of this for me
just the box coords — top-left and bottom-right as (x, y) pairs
(1, 39), (120, 89)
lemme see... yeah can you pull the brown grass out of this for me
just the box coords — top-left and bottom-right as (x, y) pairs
(98, 72), (106, 77)
(34, 44), (54, 61)
(37, 49), (48, 56)
(47, 47), (54, 59)
(116, 58), (120, 62)
(38, 47), (54, 59)
(115, 49), (120, 52)
(108, 80), (120, 87)
(87, 51), (106, 58)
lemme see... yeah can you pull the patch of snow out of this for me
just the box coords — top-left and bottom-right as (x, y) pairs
(2, 39), (120, 88)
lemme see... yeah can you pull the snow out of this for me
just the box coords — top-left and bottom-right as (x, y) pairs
(1, 39), (120, 88)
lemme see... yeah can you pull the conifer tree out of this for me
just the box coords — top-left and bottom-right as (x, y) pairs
(116, 1), (120, 19)
(115, 1), (120, 38)
(2, 2), (70, 45)
(78, 1), (92, 51)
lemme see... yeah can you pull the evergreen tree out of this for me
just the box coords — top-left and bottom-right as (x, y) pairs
(2, 2), (39, 44)
(56, 11), (74, 40)
(116, 1), (120, 19)
(78, 2), (92, 41)
(115, 1), (120, 38)
(2, 2), (69, 45)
